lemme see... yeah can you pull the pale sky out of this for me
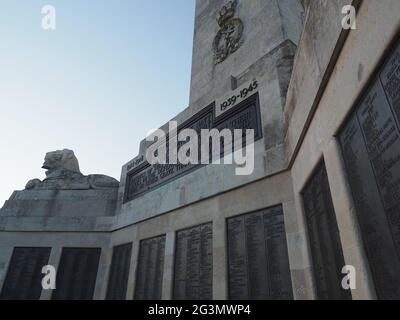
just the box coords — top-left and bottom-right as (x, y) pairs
(0, 1), (196, 206)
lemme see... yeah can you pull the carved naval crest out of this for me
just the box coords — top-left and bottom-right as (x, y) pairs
(213, 0), (244, 65)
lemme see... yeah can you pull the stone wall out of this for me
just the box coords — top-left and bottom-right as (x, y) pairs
(189, 0), (304, 105)
(1, 0), (400, 300)
(287, 0), (400, 299)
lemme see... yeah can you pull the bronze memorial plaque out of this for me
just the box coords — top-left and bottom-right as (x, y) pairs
(227, 206), (293, 300)
(339, 40), (400, 299)
(0, 247), (51, 300)
(52, 248), (101, 300)
(134, 235), (166, 300)
(124, 93), (262, 203)
(106, 243), (132, 300)
(173, 223), (213, 300)
(302, 162), (351, 300)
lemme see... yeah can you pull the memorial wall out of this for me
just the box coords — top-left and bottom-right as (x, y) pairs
(302, 162), (351, 300)
(227, 206), (293, 300)
(339, 40), (400, 299)
(124, 93), (262, 203)
(106, 243), (132, 300)
(0, 0), (399, 301)
(134, 236), (166, 300)
(0, 248), (51, 300)
(173, 223), (213, 300)
(52, 248), (101, 300)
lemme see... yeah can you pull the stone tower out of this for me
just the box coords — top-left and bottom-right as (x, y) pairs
(2, 0), (400, 301)
(190, 0), (304, 105)
(117, 0), (305, 228)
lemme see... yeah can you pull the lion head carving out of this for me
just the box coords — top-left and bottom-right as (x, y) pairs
(42, 149), (81, 177)
(25, 149), (119, 190)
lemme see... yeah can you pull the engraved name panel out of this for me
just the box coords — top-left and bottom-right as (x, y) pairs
(52, 248), (101, 300)
(227, 206), (293, 300)
(173, 223), (213, 300)
(302, 162), (351, 300)
(0, 247), (51, 300)
(106, 243), (132, 300)
(124, 94), (262, 202)
(339, 40), (400, 299)
(134, 235), (166, 300)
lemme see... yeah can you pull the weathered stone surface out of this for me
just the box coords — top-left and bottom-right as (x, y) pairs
(1, 0), (398, 302)
(190, 0), (304, 105)
(213, 0), (244, 65)
(25, 149), (119, 191)
(0, 149), (119, 218)
(118, 40), (298, 222)
(289, 0), (400, 300)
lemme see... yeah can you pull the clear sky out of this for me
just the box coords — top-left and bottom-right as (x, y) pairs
(0, 0), (195, 206)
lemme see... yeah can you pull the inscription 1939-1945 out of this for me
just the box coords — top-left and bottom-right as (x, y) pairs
(124, 93), (262, 203)
(340, 39), (400, 299)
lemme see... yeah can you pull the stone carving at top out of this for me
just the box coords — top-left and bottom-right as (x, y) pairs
(25, 149), (119, 190)
(213, 0), (244, 65)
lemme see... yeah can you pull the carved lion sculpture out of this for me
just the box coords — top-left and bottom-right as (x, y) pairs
(42, 149), (81, 176)
(25, 149), (119, 190)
